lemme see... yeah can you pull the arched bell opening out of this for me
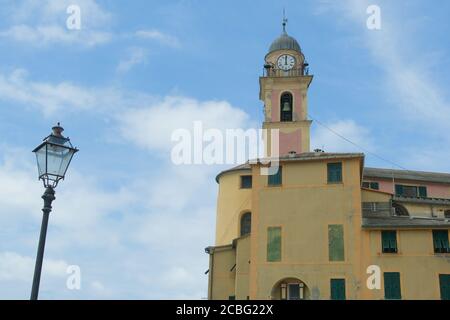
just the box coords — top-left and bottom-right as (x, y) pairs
(280, 92), (293, 122)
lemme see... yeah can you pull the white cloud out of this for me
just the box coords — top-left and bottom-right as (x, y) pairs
(9, 0), (111, 26)
(112, 96), (254, 298)
(0, 24), (112, 47)
(132, 203), (214, 247)
(0, 147), (42, 219)
(0, 147), (134, 249)
(0, 69), (152, 116)
(161, 267), (197, 289)
(118, 96), (251, 153)
(116, 47), (147, 73)
(0, 145), (214, 299)
(0, 69), (98, 116)
(0, 91), (251, 298)
(1, 0), (112, 47)
(319, 0), (450, 130)
(2, 2), (182, 49)
(52, 172), (135, 230)
(135, 29), (181, 48)
(89, 280), (113, 297)
(311, 119), (373, 153)
(0, 251), (69, 282)
(396, 146), (450, 173)
(315, 0), (450, 171)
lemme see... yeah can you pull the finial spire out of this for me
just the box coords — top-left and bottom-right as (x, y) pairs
(282, 8), (288, 33)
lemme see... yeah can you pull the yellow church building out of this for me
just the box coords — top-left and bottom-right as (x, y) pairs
(205, 21), (450, 300)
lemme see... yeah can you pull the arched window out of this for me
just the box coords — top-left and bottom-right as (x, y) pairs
(271, 278), (310, 300)
(280, 92), (293, 122)
(240, 212), (251, 236)
(392, 203), (409, 216)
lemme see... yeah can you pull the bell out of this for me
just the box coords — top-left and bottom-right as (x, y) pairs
(282, 102), (291, 112)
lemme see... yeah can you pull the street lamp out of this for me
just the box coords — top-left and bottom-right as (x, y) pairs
(30, 123), (78, 300)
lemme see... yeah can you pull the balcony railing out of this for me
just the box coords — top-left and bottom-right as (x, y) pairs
(263, 67), (309, 78)
(393, 195), (450, 205)
(362, 202), (394, 217)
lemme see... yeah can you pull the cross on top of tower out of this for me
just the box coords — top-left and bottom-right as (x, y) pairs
(282, 9), (288, 33)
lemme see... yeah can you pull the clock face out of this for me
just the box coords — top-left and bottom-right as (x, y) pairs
(277, 54), (296, 71)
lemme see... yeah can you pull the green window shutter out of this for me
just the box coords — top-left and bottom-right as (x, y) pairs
(433, 230), (450, 253)
(330, 279), (346, 300)
(328, 224), (345, 261)
(384, 272), (401, 300)
(371, 182), (380, 190)
(327, 163), (342, 183)
(439, 274), (450, 300)
(395, 184), (403, 196)
(418, 186), (427, 198)
(228, 295), (236, 300)
(381, 231), (389, 252)
(267, 227), (281, 262)
(381, 231), (397, 253)
(268, 166), (282, 186)
(432, 230), (441, 252)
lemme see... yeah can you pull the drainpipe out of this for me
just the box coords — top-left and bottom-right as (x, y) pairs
(206, 247), (214, 300)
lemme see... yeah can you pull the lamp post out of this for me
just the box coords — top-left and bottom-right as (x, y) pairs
(30, 123), (78, 300)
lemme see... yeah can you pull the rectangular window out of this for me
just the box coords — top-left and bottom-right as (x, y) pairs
(433, 230), (450, 253)
(228, 295), (236, 300)
(418, 186), (427, 198)
(381, 230), (398, 253)
(370, 182), (380, 190)
(268, 166), (282, 186)
(439, 274), (450, 300)
(384, 272), (401, 300)
(403, 185), (418, 197)
(240, 175), (252, 189)
(395, 184), (403, 196)
(330, 279), (346, 300)
(395, 184), (427, 198)
(267, 227), (281, 262)
(282, 283), (304, 300)
(362, 181), (379, 190)
(327, 163), (342, 183)
(288, 284), (300, 300)
(328, 224), (345, 261)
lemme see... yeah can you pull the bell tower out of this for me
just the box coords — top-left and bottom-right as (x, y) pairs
(259, 17), (313, 156)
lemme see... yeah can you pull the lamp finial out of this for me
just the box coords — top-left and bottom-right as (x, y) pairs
(52, 123), (64, 137)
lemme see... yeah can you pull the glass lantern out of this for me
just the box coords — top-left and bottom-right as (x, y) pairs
(33, 123), (78, 188)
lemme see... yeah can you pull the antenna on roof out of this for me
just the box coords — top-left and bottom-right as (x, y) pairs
(282, 8), (288, 33)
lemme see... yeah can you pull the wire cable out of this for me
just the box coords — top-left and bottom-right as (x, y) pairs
(308, 113), (408, 170)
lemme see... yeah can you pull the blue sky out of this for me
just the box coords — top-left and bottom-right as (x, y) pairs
(0, 0), (449, 299)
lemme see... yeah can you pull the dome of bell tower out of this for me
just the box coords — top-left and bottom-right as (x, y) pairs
(267, 15), (301, 54)
(268, 32), (301, 54)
